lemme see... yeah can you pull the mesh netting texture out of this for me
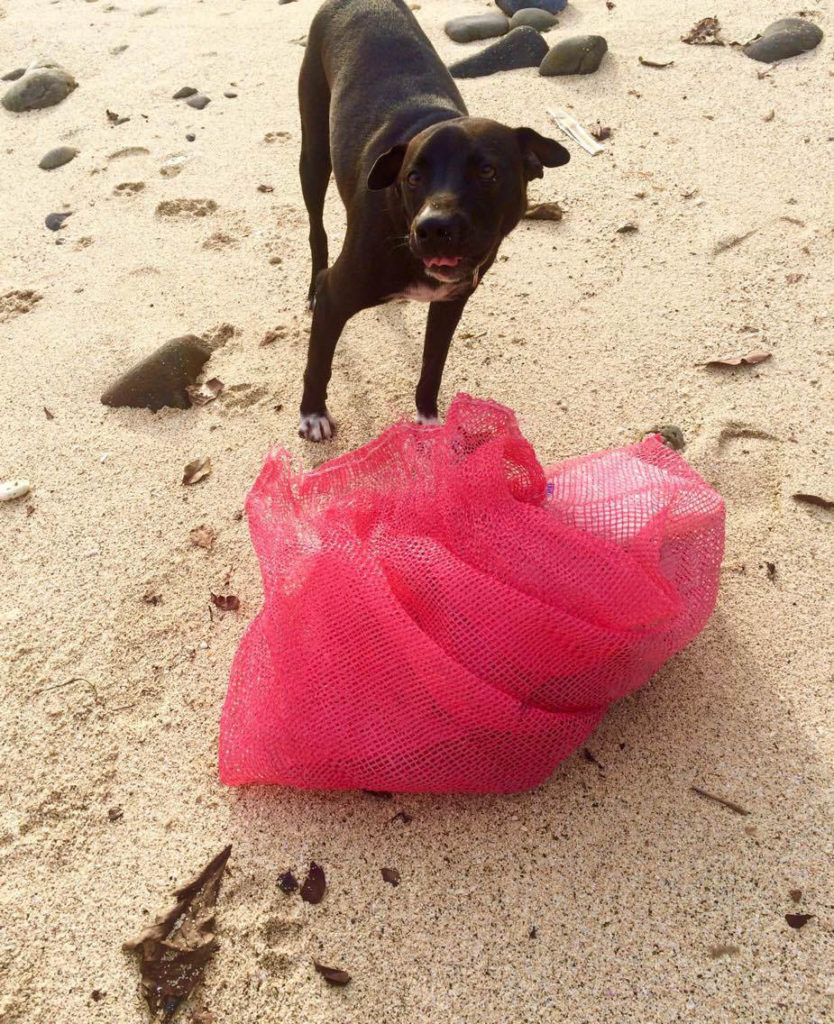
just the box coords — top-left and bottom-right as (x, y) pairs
(219, 395), (724, 793)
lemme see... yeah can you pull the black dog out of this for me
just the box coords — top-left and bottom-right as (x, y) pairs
(297, 0), (570, 441)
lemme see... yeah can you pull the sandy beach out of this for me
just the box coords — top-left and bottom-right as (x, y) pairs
(1, 0), (832, 1020)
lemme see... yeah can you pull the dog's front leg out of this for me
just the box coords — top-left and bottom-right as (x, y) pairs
(299, 269), (354, 442)
(415, 296), (469, 424)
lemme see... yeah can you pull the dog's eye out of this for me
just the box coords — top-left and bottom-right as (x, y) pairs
(478, 164), (496, 181)
(406, 169), (422, 188)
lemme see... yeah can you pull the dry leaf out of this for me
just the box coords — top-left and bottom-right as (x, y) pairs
(183, 457), (212, 486)
(301, 862), (326, 904)
(703, 350), (771, 368)
(123, 844), (232, 1023)
(381, 867), (400, 887)
(314, 961), (351, 987)
(681, 16), (724, 45)
(257, 184), (274, 193)
(789, 888), (803, 903)
(190, 525), (216, 550)
(639, 56), (674, 68)
(278, 871), (298, 894)
(210, 593), (240, 612)
(186, 378), (224, 406)
(108, 806), (124, 821)
(523, 202), (564, 222)
(44, 407), (55, 420)
(792, 493), (834, 511)
(785, 913), (813, 930)
(106, 108), (130, 125)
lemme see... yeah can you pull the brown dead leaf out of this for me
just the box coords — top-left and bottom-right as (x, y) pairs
(792, 493), (834, 512)
(590, 123), (612, 141)
(314, 961), (351, 987)
(44, 407), (55, 420)
(301, 862), (326, 904)
(681, 16), (724, 45)
(639, 56), (674, 68)
(785, 913), (813, 929)
(106, 108), (130, 125)
(183, 457), (212, 486)
(210, 593), (240, 612)
(186, 378), (224, 406)
(703, 350), (771, 368)
(190, 525), (216, 550)
(123, 844), (232, 1023)
(789, 888), (803, 903)
(381, 867), (401, 887)
(523, 202), (564, 222)
(257, 184), (274, 193)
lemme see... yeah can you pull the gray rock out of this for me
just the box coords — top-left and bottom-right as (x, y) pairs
(2, 67), (77, 112)
(45, 211), (72, 231)
(743, 18), (823, 63)
(540, 34), (607, 75)
(101, 336), (212, 412)
(39, 146), (78, 170)
(509, 9), (558, 31)
(186, 94), (211, 109)
(497, 0), (566, 15)
(2, 68), (26, 82)
(173, 86), (197, 99)
(445, 13), (509, 43)
(449, 26), (549, 79)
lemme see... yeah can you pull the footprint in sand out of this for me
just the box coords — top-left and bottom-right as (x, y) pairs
(156, 198), (217, 218)
(113, 181), (145, 195)
(0, 289), (41, 323)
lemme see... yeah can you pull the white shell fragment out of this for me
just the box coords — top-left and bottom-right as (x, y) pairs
(0, 479), (31, 501)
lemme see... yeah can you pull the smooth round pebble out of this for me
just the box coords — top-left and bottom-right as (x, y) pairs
(743, 18), (823, 62)
(223, 91), (238, 98)
(450, 26), (549, 79)
(509, 9), (558, 30)
(2, 66), (77, 112)
(39, 146), (78, 170)
(497, 0), (565, 15)
(540, 34), (607, 75)
(0, 480), (31, 502)
(186, 133), (196, 141)
(186, 94), (211, 109)
(1, 68), (26, 82)
(45, 211), (72, 230)
(173, 86), (197, 99)
(445, 13), (509, 43)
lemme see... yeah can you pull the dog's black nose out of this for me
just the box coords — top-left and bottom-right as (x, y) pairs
(414, 208), (466, 248)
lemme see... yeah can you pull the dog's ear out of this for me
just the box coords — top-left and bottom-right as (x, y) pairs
(367, 144), (408, 190)
(515, 128), (570, 181)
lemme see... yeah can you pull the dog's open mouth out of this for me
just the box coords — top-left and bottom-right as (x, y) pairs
(421, 255), (471, 282)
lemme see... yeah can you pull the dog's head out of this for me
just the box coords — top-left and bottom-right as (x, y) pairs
(368, 117), (569, 284)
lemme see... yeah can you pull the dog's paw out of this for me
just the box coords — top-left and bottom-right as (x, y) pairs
(299, 411), (335, 442)
(416, 412), (441, 426)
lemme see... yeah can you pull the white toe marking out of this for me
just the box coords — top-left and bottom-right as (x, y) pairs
(299, 412), (334, 442)
(416, 413), (441, 426)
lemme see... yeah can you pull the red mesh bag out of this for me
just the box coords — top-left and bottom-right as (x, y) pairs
(219, 396), (724, 793)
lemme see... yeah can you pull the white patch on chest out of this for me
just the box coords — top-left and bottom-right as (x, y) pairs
(387, 280), (467, 304)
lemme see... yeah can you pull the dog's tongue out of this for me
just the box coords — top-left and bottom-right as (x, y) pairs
(424, 256), (461, 268)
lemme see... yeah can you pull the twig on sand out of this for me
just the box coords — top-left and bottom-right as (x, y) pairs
(691, 785), (750, 816)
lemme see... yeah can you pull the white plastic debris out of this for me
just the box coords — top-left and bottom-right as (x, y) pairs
(0, 479), (30, 501)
